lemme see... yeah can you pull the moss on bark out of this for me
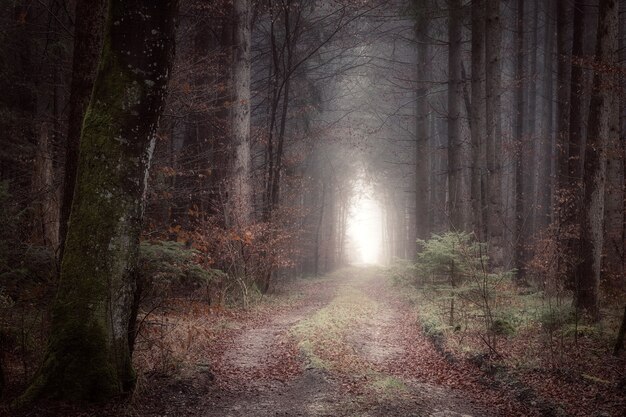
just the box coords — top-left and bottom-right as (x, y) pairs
(19, 0), (178, 405)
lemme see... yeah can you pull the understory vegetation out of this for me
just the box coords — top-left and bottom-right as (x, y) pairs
(388, 232), (626, 415)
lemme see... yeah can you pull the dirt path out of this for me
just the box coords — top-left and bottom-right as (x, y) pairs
(136, 266), (531, 417)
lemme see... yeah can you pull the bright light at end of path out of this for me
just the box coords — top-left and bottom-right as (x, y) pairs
(347, 193), (382, 264)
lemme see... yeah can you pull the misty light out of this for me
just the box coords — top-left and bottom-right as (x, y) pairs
(347, 186), (382, 264)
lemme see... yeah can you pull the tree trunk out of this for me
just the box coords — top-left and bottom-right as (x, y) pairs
(619, 1), (626, 290)
(20, 0), (178, 403)
(513, 0), (526, 279)
(314, 181), (325, 276)
(567, 1), (586, 183)
(575, 0), (618, 319)
(558, 0), (586, 289)
(470, 0), (486, 241)
(30, 1), (63, 254)
(537, 0), (555, 228)
(604, 107), (624, 288)
(324, 180), (336, 272)
(31, 122), (59, 249)
(415, 2), (431, 245)
(447, 0), (463, 231)
(524, 0), (539, 235)
(59, 0), (107, 262)
(485, 0), (503, 262)
(602, 0), (624, 292)
(229, 0), (252, 227)
(554, 0), (572, 212)
(265, 1), (288, 218)
(552, 0), (572, 290)
(269, 2), (297, 212)
(0, 341), (4, 397)
(614, 305), (626, 355)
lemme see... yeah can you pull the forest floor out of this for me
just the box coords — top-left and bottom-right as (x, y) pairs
(130, 266), (534, 417)
(6, 266), (611, 416)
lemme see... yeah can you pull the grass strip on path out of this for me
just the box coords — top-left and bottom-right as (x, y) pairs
(291, 267), (409, 397)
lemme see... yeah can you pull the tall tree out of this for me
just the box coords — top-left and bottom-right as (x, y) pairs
(524, 0), (539, 234)
(555, 0), (571, 201)
(265, 0), (296, 218)
(30, 0), (68, 253)
(618, 1), (626, 290)
(20, 0), (178, 403)
(537, 0), (556, 228)
(602, 0), (625, 292)
(576, 0), (618, 318)
(229, 0), (253, 226)
(415, 0), (431, 244)
(485, 0), (503, 261)
(470, 0), (486, 241)
(447, 0), (463, 231)
(557, 0), (586, 288)
(59, 0), (107, 261)
(513, 0), (526, 278)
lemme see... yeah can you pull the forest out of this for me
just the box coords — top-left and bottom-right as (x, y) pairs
(0, 0), (625, 416)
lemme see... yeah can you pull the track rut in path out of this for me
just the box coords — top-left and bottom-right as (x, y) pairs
(137, 267), (535, 417)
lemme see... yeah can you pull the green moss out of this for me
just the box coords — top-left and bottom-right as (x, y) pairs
(538, 305), (574, 331)
(491, 318), (516, 336)
(561, 324), (597, 338)
(18, 319), (119, 404)
(370, 376), (407, 395)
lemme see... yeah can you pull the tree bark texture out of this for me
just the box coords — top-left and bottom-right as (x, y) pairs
(447, 0), (463, 231)
(59, 0), (107, 261)
(614, 305), (626, 355)
(602, 0), (624, 291)
(229, 0), (253, 227)
(415, 2), (431, 244)
(31, 122), (59, 249)
(21, 0), (178, 403)
(537, 0), (555, 228)
(576, 0), (618, 318)
(555, 0), (571, 186)
(485, 0), (503, 262)
(524, 0), (539, 234)
(470, 0), (486, 241)
(513, 0), (526, 279)
(558, 0), (586, 289)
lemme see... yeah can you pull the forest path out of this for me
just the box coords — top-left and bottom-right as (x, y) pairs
(140, 266), (528, 416)
(193, 266), (501, 417)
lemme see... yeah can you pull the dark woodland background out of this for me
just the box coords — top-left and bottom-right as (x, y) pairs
(0, 0), (625, 415)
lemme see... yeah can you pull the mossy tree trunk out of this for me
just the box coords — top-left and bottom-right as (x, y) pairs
(21, 0), (178, 403)
(59, 0), (107, 262)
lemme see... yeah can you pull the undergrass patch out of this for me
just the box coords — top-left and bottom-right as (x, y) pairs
(370, 375), (408, 396)
(291, 281), (378, 373)
(291, 267), (419, 399)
